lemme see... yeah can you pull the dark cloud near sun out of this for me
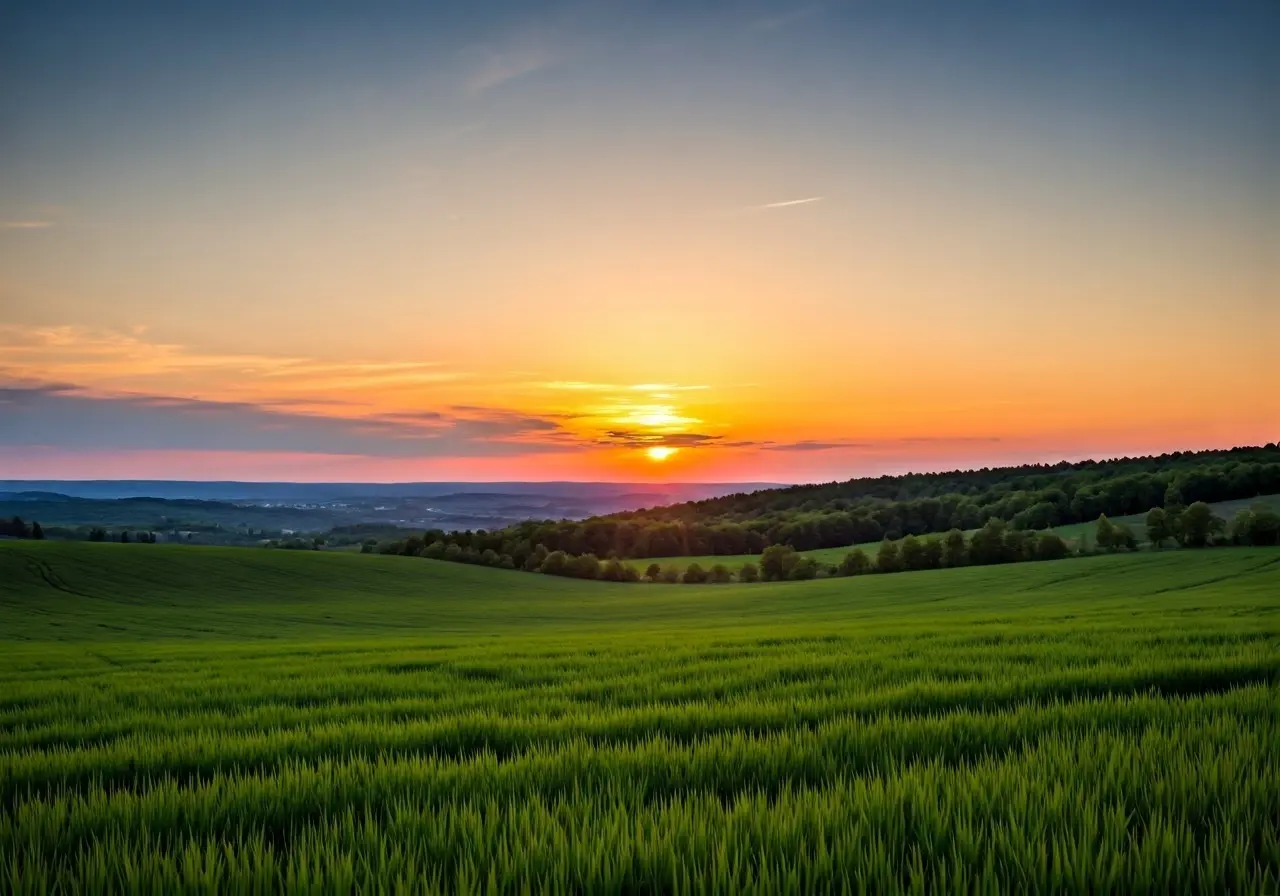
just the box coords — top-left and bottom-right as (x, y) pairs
(0, 385), (575, 457)
(599, 430), (723, 450)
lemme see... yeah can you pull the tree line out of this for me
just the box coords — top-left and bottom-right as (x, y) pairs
(0, 517), (45, 540)
(371, 499), (1279, 585)
(87, 528), (158, 543)
(369, 446), (1280, 563)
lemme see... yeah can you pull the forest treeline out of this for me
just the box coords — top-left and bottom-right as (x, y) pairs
(369, 499), (1279, 585)
(0, 517), (45, 540)
(375, 444), (1280, 562)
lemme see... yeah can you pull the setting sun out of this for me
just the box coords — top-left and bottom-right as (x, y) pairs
(646, 446), (678, 462)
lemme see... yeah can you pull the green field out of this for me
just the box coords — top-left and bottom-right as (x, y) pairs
(637, 494), (1280, 576)
(1, 541), (1278, 891)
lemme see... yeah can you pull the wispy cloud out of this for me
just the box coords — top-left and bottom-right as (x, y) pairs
(2, 220), (55, 229)
(539, 380), (708, 393)
(463, 29), (559, 96)
(758, 436), (1003, 452)
(0, 324), (461, 407)
(756, 196), (823, 210)
(747, 4), (825, 33)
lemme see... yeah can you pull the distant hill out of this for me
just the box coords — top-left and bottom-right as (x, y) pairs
(0, 480), (780, 502)
(0, 481), (783, 545)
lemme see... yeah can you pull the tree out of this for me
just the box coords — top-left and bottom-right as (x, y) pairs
(738, 562), (760, 583)
(920, 536), (943, 570)
(1004, 529), (1035, 561)
(1179, 501), (1223, 547)
(1145, 507), (1172, 549)
(1095, 514), (1115, 552)
(601, 557), (629, 582)
(88, 527), (106, 542)
(539, 550), (569, 576)
(120, 530), (131, 544)
(1230, 509), (1255, 545)
(644, 562), (662, 582)
(708, 564), (733, 584)
(1111, 524), (1137, 552)
(660, 566), (681, 584)
(837, 548), (870, 576)
(968, 519), (1010, 565)
(876, 537), (900, 573)
(1034, 532), (1068, 561)
(1244, 505), (1280, 546)
(31, 521), (45, 540)
(899, 535), (925, 571)
(760, 544), (800, 581)
(942, 529), (967, 567)
(568, 553), (600, 579)
(682, 562), (707, 584)
(788, 556), (819, 580)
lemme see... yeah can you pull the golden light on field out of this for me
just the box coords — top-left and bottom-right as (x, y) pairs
(646, 446), (678, 462)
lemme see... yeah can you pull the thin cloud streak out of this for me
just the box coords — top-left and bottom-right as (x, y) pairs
(2, 220), (55, 229)
(757, 196), (823, 209)
(463, 28), (559, 96)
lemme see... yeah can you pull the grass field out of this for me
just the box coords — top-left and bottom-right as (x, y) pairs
(637, 494), (1280, 576)
(1, 541), (1278, 891)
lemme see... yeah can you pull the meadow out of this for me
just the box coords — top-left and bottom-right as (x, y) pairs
(1, 541), (1278, 892)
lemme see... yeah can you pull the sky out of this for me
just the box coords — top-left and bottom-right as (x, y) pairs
(1, 0), (1277, 483)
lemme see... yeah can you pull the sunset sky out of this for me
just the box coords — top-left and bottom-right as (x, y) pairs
(1, 1), (1276, 482)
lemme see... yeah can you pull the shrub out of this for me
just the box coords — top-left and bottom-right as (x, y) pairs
(539, 551), (569, 576)
(1034, 532), (1069, 561)
(568, 554), (601, 579)
(838, 549), (870, 576)
(682, 563), (708, 584)
(760, 545), (800, 581)
(788, 556), (819, 581)
(875, 538), (900, 573)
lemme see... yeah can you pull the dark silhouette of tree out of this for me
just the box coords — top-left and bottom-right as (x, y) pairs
(539, 550), (569, 576)
(838, 548), (870, 576)
(1180, 502), (1223, 547)
(899, 535), (925, 571)
(760, 544), (799, 581)
(1111, 524), (1137, 552)
(1095, 515), (1116, 552)
(942, 529), (967, 567)
(1034, 532), (1068, 561)
(876, 537), (900, 573)
(1145, 507), (1172, 549)
(682, 562), (707, 584)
